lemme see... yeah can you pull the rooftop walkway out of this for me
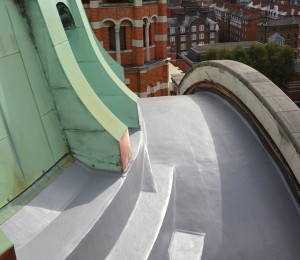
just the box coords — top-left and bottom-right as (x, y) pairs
(140, 93), (300, 259)
(1, 92), (300, 259)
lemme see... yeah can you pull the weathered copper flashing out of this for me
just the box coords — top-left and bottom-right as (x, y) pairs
(119, 129), (132, 172)
(0, 247), (16, 260)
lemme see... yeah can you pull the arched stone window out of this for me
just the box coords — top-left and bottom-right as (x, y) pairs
(56, 3), (75, 30)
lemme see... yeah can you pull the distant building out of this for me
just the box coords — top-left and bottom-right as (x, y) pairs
(256, 17), (300, 48)
(82, 0), (169, 97)
(213, 2), (264, 42)
(268, 32), (285, 45)
(168, 13), (218, 56)
(184, 39), (300, 101)
(247, 0), (300, 17)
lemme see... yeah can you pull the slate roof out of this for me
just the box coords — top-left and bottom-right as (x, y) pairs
(268, 32), (285, 42)
(168, 15), (217, 28)
(257, 16), (300, 26)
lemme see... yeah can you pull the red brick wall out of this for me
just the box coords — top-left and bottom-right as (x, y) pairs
(125, 73), (139, 93)
(150, 23), (155, 46)
(167, 7), (184, 18)
(125, 26), (132, 49)
(97, 7), (134, 21)
(142, 4), (158, 17)
(100, 28), (109, 49)
(150, 47), (156, 60)
(84, 2), (168, 97)
(133, 26), (144, 66)
(121, 51), (133, 66)
(170, 59), (191, 73)
(139, 65), (168, 93)
(125, 63), (169, 96)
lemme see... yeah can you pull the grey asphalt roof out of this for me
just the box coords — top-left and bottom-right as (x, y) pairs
(2, 93), (300, 259)
(140, 93), (300, 259)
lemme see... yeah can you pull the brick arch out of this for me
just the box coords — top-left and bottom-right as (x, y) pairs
(150, 15), (158, 23)
(120, 17), (134, 26)
(146, 83), (155, 97)
(142, 17), (150, 24)
(119, 18), (133, 52)
(102, 19), (117, 27)
(156, 78), (163, 85)
(146, 82), (154, 88)
(178, 60), (300, 199)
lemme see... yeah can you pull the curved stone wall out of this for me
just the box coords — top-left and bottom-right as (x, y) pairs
(178, 60), (300, 189)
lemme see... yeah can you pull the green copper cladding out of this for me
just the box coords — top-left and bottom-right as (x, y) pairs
(22, 0), (134, 170)
(0, 0), (138, 209)
(0, 0), (67, 208)
(66, 0), (139, 128)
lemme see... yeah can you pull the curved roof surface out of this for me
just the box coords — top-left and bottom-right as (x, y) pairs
(2, 93), (300, 259)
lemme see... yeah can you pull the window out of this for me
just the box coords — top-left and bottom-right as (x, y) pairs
(109, 26), (126, 50)
(192, 42), (197, 47)
(200, 33), (204, 40)
(120, 27), (126, 50)
(170, 36), (175, 42)
(180, 43), (186, 50)
(210, 32), (215, 39)
(109, 27), (116, 50)
(170, 27), (175, 34)
(191, 25), (196, 32)
(210, 24), (214, 31)
(199, 25), (204, 31)
(57, 3), (75, 30)
(181, 35), (186, 41)
(191, 34), (196, 41)
(180, 26), (185, 33)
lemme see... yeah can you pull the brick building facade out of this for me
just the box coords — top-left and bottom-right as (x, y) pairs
(214, 1), (264, 42)
(256, 16), (300, 48)
(168, 12), (218, 55)
(83, 0), (169, 97)
(211, 0), (300, 48)
(248, 0), (300, 17)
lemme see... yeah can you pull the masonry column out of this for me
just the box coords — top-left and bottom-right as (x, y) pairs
(115, 24), (121, 64)
(155, 0), (167, 59)
(133, 0), (144, 66)
(145, 21), (150, 62)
